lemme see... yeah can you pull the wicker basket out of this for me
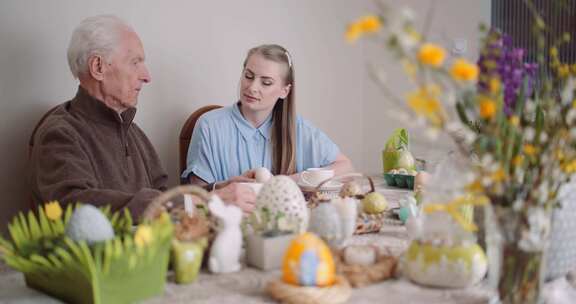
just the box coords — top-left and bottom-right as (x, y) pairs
(307, 173), (403, 234)
(142, 185), (215, 284)
(142, 185), (213, 225)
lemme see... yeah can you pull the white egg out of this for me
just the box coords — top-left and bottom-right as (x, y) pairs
(254, 167), (273, 183)
(343, 245), (377, 266)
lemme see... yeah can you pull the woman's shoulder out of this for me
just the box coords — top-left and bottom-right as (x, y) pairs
(295, 115), (321, 132)
(197, 105), (235, 126)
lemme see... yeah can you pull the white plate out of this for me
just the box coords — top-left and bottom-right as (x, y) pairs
(297, 180), (343, 191)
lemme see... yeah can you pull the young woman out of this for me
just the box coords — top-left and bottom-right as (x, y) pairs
(182, 44), (353, 189)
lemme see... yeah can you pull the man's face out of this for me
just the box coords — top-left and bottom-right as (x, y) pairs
(101, 30), (151, 110)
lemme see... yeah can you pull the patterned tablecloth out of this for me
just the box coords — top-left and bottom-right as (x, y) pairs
(1, 177), (575, 303)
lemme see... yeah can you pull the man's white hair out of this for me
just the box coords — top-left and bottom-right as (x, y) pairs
(67, 15), (132, 79)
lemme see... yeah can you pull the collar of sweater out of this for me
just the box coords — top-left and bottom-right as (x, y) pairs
(70, 86), (137, 126)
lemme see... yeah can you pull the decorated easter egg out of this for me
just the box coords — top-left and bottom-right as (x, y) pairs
(256, 175), (308, 232)
(65, 204), (114, 244)
(403, 241), (488, 288)
(282, 232), (336, 287)
(362, 192), (388, 214)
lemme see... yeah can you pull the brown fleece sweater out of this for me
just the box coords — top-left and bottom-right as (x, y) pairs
(29, 86), (168, 219)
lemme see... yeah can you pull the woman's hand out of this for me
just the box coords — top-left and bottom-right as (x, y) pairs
(214, 183), (256, 213)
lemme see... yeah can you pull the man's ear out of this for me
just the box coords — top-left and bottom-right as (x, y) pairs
(280, 84), (292, 99)
(87, 55), (106, 81)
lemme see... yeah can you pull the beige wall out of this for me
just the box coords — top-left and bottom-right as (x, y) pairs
(0, 0), (488, 235)
(362, 0), (490, 172)
(0, 0), (368, 234)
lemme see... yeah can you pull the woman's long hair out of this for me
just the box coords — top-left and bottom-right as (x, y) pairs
(243, 44), (296, 175)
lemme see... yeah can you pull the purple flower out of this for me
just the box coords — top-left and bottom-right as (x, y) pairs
(477, 29), (538, 116)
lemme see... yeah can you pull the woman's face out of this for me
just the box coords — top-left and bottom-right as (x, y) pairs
(239, 53), (291, 114)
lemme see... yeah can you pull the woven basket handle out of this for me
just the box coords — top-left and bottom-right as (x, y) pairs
(313, 173), (375, 196)
(142, 185), (211, 221)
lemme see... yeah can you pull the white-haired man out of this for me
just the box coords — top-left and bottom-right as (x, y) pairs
(30, 15), (256, 219)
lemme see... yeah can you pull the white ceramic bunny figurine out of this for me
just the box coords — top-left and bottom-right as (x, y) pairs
(208, 194), (243, 273)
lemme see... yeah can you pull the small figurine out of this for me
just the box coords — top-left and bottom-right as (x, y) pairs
(208, 194), (243, 273)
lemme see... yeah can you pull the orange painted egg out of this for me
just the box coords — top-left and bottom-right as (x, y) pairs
(282, 232), (335, 287)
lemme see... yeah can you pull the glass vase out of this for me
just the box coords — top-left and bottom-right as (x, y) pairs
(492, 206), (549, 304)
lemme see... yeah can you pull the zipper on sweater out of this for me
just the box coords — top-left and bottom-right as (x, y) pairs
(119, 125), (130, 158)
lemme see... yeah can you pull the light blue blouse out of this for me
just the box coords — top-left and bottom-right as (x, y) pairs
(182, 103), (340, 183)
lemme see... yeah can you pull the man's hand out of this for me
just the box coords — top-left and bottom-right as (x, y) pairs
(213, 183), (256, 213)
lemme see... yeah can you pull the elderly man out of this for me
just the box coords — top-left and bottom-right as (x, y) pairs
(29, 15), (255, 218)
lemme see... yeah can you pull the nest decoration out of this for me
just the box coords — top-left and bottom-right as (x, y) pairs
(335, 247), (398, 288)
(266, 275), (352, 304)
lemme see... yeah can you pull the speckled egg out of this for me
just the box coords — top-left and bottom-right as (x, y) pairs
(282, 232), (336, 287)
(65, 205), (115, 244)
(256, 175), (308, 232)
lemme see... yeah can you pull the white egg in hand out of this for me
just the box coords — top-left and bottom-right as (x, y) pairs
(254, 167), (273, 183)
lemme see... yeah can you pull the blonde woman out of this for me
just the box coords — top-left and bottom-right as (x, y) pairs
(183, 44), (353, 192)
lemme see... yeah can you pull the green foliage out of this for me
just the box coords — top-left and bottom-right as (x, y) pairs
(385, 128), (410, 151)
(0, 203), (173, 298)
(247, 206), (298, 237)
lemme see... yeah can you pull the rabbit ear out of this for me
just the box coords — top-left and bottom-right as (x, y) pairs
(208, 194), (225, 215)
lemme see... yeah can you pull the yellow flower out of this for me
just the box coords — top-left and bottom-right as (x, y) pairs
(134, 225), (153, 248)
(466, 180), (483, 193)
(558, 64), (570, 78)
(479, 97), (496, 119)
(345, 22), (363, 43)
(562, 160), (576, 174)
(450, 58), (479, 82)
(550, 47), (559, 57)
(556, 149), (566, 161)
(483, 59), (497, 70)
(358, 15), (381, 33)
(512, 155), (524, 167)
(491, 168), (507, 182)
(523, 144), (537, 156)
(417, 43), (446, 67)
(509, 115), (520, 127)
(407, 85), (444, 125)
(345, 15), (381, 43)
(45, 201), (62, 221)
(489, 77), (501, 94)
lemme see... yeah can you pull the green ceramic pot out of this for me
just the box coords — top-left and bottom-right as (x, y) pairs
(172, 238), (208, 284)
